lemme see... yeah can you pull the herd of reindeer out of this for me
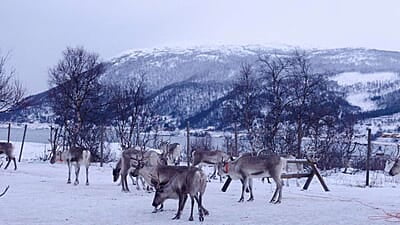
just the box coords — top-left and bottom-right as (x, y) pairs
(1, 140), (400, 221)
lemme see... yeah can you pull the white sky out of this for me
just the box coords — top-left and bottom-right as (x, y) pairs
(1, 0), (400, 95)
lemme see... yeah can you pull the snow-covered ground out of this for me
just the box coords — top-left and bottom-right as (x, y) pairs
(1, 142), (400, 224)
(1, 162), (400, 225)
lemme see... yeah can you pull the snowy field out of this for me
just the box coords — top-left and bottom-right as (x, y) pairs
(1, 142), (400, 225)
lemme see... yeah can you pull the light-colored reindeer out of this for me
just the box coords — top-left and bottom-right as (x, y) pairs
(0, 142), (17, 170)
(160, 142), (181, 165)
(151, 166), (209, 221)
(219, 154), (283, 203)
(112, 147), (167, 192)
(389, 159), (400, 176)
(49, 128), (91, 185)
(192, 150), (231, 182)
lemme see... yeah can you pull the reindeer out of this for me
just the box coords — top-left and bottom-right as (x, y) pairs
(114, 148), (144, 192)
(112, 157), (141, 187)
(160, 142), (181, 165)
(113, 148), (167, 192)
(152, 167), (209, 221)
(49, 128), (91, 185)
(389, 159), (400, 176)
(0, 142), (16, 170)
(219, 154), (283, 203)
(192, 150), (231, 182)
(131, 163), (189, 213)
(387, 147), (400, 177)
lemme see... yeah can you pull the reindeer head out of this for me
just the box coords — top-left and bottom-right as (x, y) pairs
(389, 158), (400, 176)
(151, 180), (171, 208)
(112, 167), (121, 182)
(389, 146), (400, 176)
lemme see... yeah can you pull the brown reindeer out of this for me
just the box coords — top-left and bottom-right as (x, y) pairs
(152, 167), (209, 221)
(0, 142), (16, 170)
(131, 163), (189, 213)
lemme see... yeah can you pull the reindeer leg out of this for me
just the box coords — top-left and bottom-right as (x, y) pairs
(13, 158), (17, 170)
(131, 177), (137, 185)
(74, 163), (80, 185)
(210, 165), (217, 180)
(189, 195), (195, 221)
(122, 174), (130, 192)
(67, 160), (71, 184)
(172, 194), (184, 220)
(136, 177), (140, 190)
(247, 178), (254, 201)
(239, 178), (245, 202)
(85, 165), (89, 185)
(4, 157), (11, 170)
(194, 193), (209, 218)
(270, 175), (282, 204)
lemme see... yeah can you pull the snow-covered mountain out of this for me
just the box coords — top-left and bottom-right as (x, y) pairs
(2, 45), (400, 128)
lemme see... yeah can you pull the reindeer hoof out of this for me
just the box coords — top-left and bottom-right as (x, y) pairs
(203, 210), (209, 216)
(67, 180), (71, 184)
(274, 200), (281, 204)
(247, 197), (254, 202)
(74, 181), (79, 185)
(238, 198), (244, 202)
(199, 216), (204, 222)
(189, 216), (194, 221)
(172, 215), (180, 220)
(86, 182), (89, 186)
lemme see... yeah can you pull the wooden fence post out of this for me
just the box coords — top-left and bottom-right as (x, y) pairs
(234, 123), (238, 157)
(366, 128), (371, 187)
(100, 126), (104, 167)
(186, 121), (190, 167)
(18, 124), (27, 162)
(7, 123), (11, 143)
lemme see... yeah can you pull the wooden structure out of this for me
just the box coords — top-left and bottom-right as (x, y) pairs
(282, 159), (329, 191)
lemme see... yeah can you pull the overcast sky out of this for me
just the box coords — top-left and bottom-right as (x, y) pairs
(1, 0), (400, 95)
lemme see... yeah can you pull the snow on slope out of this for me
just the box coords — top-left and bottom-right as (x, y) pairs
(1, 142), (400, 225)
(331, 72), (400, 111)
(332, 72), (398, 86)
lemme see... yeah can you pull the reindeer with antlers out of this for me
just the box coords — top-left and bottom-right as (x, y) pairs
(49, 127), (91, 185)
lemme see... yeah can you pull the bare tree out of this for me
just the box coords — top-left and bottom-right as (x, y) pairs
(107, 72), (153, 149)
(0, 51), (24, 112)
(257, 54), (291, 153)
(48, 46), (105, 154)
(286, 50), (327, 157)
(224, 63), (262, 152)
